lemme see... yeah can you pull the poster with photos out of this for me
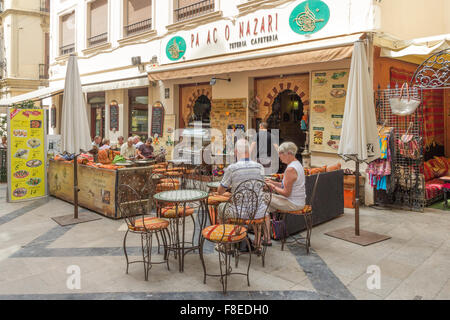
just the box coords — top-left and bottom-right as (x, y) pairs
(310, 69), (350, 154)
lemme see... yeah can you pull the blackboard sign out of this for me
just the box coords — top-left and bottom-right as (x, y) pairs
(151, 102), (164, 137)
(110, 102), (119, 131)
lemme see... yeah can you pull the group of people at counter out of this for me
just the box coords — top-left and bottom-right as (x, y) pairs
(90, 135), (154, 160)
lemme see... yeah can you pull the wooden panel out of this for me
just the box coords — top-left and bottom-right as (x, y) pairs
(48, 160), (117, 218)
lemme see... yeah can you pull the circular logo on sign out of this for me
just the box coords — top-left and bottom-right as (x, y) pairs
(289, 0), (330, 35)
(166, 36), (186, 61)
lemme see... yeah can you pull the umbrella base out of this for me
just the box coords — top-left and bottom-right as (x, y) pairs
(52, 211), (101, 226)
(325, 227), (391, 246)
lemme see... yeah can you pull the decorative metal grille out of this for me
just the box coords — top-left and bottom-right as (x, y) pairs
(410, 49), (449, 89)
(375, 86), (425, 212)
(175, 0), (214, 22)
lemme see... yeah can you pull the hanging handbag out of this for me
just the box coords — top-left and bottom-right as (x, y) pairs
(398, 134), (421, 160)
(389, 83), (421, 116)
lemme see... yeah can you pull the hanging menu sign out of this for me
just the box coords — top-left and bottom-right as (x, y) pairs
(310, 69), (349, 154)
(109, 102), (119, 131)
(151, 102), (164, 137)
(7, 108), (47, 202)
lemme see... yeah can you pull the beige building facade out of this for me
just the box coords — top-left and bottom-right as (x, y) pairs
(0, 0), (50, 101)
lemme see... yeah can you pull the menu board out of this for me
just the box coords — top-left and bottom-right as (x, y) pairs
(310, 69), (350, 153)
(7, 108), (47, 202)
(151, 102), (164, 137)
(109, 103), (119, 131)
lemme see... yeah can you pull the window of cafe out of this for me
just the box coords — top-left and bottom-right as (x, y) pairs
(129, 88), (148, 141)
(88, 93), (106, 140)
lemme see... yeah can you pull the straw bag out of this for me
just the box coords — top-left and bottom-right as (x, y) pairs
(389, 83), (421, 116)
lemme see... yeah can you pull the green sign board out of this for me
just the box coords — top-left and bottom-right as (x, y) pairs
(289, 0), (330, 35)
(166, 36), (186, 61)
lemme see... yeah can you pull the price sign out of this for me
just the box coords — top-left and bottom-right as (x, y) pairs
(110, 102), (119, 131)
(151, 102), (164, 137)
(7, 108), (48, 202)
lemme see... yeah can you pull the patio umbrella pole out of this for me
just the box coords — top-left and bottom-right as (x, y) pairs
(74, 154), (79, 219)
(355, 160), (360, 236)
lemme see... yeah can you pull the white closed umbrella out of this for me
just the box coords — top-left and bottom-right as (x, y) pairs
(53, 55), (100, 225)
(338, 41), (381, 162)
(327, 41), (389, 245)
(61, 55), (92, 154)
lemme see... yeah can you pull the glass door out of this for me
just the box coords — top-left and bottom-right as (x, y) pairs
(91, 104), (105, 139)
(128, 88), (149, 141)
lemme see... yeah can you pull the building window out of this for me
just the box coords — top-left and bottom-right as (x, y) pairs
(174, 0), (215, 23)
(88, 0), (108, 47)
(129, 88), (149, 140)
(88, 93), (106, 140)
(60, 12), (75, 56)
(124, 0), (152, 37)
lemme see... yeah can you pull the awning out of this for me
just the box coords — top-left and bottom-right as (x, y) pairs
(379, 34), (450, 65)
(148, 33), (364, 81)
(0, 85), (65, 107)
(0, 75), (149, 109)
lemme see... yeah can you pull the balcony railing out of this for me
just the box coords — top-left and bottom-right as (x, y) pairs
(60, 43), (75, 56)
(88, 32), (108, 47)
(124, 18), (152, 37)
(174, 0), (214, 23)
(39, 64), (49, 79)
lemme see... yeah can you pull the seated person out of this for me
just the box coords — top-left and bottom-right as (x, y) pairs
(99, 138), (111, 150)
(265, 142), (306, 213)
(136, 138), (154, 159)
(216, 139), (269, 251)
(120, 137), (136, 160)
(92, 136), (102, 148)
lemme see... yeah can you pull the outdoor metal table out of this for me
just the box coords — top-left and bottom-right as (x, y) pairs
(206, 181), (221, 192)
(153, 189), (209, 272)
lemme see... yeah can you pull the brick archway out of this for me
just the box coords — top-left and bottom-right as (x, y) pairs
(180, 84), (212, 128)
(262, 82), (309, 121)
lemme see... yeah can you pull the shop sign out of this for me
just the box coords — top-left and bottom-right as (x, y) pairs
(7, 108), (47, 202)
(166, 36), (187, 61)
(289, 0), (330, 35)
(151, 102), (165, 137)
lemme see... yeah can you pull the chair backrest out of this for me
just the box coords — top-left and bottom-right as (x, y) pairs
(140, 172), (161, 213)
(117, 184), (147, 229)
(308, 173), (321, 207)
(230, 179), (272, 221)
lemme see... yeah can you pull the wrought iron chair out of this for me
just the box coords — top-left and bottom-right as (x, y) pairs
(276, 173), (320, 254)
(118, 184), (170, 281)
(228, 179), (272, 267)
(199, 180), (269, 294)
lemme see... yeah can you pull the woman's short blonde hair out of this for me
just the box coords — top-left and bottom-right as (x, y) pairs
(278, 142), (298, 156)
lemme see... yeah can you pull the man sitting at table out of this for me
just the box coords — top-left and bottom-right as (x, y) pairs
(136, 138), (154, 159)
(120, 137), (136, 160)
(215, 138), (270, 252)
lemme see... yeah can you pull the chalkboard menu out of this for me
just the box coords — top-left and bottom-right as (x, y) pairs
(109, 102), (119, 131)
(151, 102), (164, 136)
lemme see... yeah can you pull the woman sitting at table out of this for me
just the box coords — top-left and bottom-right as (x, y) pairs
(265, 142), (306, 213)
(136, 138), (154, 159)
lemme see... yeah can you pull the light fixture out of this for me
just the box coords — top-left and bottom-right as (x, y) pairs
(210, 77), (231, 86)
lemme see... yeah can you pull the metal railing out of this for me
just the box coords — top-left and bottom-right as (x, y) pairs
(88, 32), (108, 47)
(124, 18), (152, 37)
(174, 0), (215, 22)
(39, 64), (49, 79)
(60, 43), (75, 56)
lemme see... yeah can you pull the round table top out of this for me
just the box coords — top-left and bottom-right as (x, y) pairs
(207, 181), (221, 189)
(154, 189), (209, 203)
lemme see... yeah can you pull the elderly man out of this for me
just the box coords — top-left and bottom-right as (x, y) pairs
(216, 139), (270, 252)
(133, 135), (144, 148)
(92, 136), (102, 148)
(120, 137), (136, 160)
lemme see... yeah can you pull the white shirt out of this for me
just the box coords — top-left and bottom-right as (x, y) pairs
(282, 160), (306, 207)
(135, 141), (144, 148)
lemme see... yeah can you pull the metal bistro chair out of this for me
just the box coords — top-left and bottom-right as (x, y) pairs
(277, 173), (320, 254)
(229, 179), (272, 268)
(118, 184), (170, 281)
(199, 183), (264, 294)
